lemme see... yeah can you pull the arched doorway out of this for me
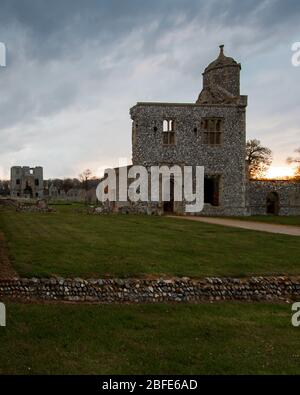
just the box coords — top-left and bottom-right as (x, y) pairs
(23, 183), (33, 198)
(266, 192), (279, 215)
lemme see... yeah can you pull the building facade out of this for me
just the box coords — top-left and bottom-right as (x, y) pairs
(10, 166), (44, 198)
(130, 45), (248, 216)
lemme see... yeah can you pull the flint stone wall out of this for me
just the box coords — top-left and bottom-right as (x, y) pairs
(247, 180), (300, 216)
(1, 276), (300, 303)
(130, 103), (247, 217)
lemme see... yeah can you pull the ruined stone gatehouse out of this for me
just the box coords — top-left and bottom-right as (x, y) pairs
(130, 45), (247, 216)
(129, 45), (300, 216)
(10, 166), (44, 199)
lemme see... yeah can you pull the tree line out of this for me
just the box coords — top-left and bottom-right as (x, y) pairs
(1, 145), (300, 197)
(0, 169), (100, 197)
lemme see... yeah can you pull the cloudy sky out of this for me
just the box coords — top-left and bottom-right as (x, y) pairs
(0, 0), (299, 179)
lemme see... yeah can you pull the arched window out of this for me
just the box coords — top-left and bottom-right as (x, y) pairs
(163, 119), (176, 145)
(163, 120), (169, 132)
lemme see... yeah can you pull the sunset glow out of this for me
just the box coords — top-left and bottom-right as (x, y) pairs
(265, 166), (295, 180)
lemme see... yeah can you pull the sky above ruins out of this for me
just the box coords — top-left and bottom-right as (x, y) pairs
(0, 0), (299, 179)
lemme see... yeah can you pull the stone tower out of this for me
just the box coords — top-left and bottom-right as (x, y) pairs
(130, 45), (248, 216)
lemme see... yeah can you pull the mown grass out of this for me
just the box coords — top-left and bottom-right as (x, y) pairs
(0, 206), (299, 278)
(0, 303), (299, 375)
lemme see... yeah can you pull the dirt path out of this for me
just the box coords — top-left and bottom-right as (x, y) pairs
(0, 232), (18, 279)
(168, 216), (300, 237)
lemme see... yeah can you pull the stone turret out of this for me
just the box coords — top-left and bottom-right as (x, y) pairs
(196, 45), (244, 105)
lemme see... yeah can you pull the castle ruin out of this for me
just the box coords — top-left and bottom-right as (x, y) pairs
(10, 166), (44, 199)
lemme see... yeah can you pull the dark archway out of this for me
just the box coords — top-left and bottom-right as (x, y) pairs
(163, 178), (174, 213)
(204, 176), (220, 206)
(266, 192), (279, 215)
(23, 183), (33, 198)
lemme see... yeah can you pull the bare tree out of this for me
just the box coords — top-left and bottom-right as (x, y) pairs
(79, 169), (92, 191)
(246, 139), (272, 179)
(287, 148), (300, 179)
(62, 178), (75, 193)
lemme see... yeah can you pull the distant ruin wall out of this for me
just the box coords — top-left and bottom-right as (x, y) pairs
(247, 180), (300, 216)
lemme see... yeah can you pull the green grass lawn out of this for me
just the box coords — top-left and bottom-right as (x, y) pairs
(0, 303), (299, 375)
(0, 206), (300, 278)
(234, 216), (300, 227)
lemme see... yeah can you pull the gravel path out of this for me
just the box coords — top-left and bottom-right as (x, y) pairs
(168, 216), (300, 237)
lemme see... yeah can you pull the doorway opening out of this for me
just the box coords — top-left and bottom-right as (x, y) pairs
(163, 178), (174, 213)
(204, 176), (220, 206)
(266, 192), (279, 215)
(23, 183), (33, 198)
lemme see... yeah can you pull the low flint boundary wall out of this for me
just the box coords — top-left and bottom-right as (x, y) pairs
(1, 276), (300, 303)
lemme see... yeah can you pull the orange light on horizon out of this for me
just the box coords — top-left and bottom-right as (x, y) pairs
(265, 166), (296, 180)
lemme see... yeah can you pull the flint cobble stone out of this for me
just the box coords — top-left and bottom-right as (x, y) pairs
(0, 276), (299, 303)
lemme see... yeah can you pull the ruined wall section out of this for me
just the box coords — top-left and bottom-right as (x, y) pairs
(247, 180), (300, 216)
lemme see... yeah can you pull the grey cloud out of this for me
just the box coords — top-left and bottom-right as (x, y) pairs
(0, 0), (299, 177)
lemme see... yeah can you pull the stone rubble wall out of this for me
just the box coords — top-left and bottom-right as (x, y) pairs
(16, 206), (56, 213)
(88, 201), (163, 216)
(0, 198), (19, 208)
(1, 276), (300, 303)
(247, 180), (300, 216)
